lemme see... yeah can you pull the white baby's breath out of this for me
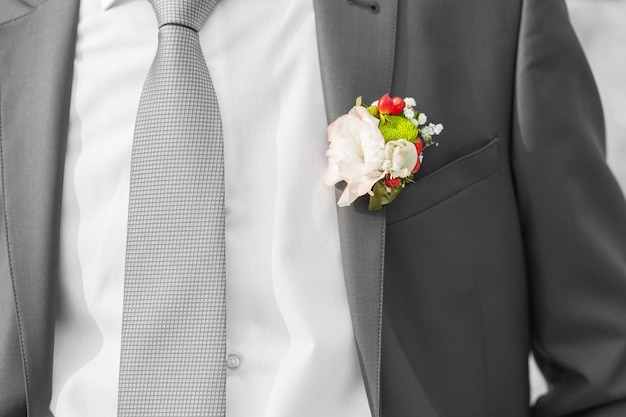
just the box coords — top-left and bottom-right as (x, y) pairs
(420, 122), (443, 137)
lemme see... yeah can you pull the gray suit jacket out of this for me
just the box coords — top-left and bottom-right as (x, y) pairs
(2, 0), (626, 416)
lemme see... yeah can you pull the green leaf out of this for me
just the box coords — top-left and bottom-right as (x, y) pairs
(368, 195), (383, 211)
(367, 106), (379, 117)
(367, 180), (403, 211)
(380, 185), (402, 206)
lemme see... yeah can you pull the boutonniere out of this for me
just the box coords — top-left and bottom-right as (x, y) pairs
(324, 94), (443, 211)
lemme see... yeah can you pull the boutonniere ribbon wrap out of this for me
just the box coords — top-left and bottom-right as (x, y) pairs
(325, 94), (443, 211)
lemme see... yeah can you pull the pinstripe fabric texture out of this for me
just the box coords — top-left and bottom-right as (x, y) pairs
(118, 0), (225, 415)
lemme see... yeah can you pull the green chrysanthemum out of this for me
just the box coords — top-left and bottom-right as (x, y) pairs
(379, 115), (418, 142)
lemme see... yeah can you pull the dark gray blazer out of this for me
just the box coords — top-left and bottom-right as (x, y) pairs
(2, 0), (626, 416)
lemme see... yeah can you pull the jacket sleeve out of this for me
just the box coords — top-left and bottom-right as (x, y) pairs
(511, 0), (626, 415)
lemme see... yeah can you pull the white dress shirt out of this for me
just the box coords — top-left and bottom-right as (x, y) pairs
(51, 0), (371, 416)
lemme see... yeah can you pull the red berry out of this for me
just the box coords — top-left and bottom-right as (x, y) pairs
(377, 94), (393, 114)
(412, 139), (423, 173)
(412, 159), (421, 174)
(391, 96), (405, 115)
(415, 137), (423, 154)
(385, 174), (401, 188)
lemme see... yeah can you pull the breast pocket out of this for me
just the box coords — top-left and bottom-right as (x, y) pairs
(386, 137), (502, 224)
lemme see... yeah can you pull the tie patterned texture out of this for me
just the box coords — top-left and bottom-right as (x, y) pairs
(118, 0), (225, 415)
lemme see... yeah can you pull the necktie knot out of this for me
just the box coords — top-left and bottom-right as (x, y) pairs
(149, 0), (219, 31)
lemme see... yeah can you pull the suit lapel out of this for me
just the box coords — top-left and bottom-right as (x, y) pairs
(313, 1), (397, 416)
(0, 0), (79, 414)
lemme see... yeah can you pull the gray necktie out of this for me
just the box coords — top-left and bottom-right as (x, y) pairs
(118, 0), (226, 415)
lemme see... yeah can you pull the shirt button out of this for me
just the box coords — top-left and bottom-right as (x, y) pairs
(226, 354), (241, 370)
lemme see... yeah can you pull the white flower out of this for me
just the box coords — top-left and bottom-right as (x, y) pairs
(417, 112), (427, 125)
(420, 125), (434, 137)
(403, 108), (415, 119)
(404, 97), (416, 108)
(382, 139), (418, 179)
(420, 122), (443, 137)
(325, 106), (386, 206)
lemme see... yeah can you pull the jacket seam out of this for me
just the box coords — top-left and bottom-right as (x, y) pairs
(0, 4), (38, 27)
(378, 1), (398, 414)
(0, 81), (32, 415)
(387, 167), (503, 225)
